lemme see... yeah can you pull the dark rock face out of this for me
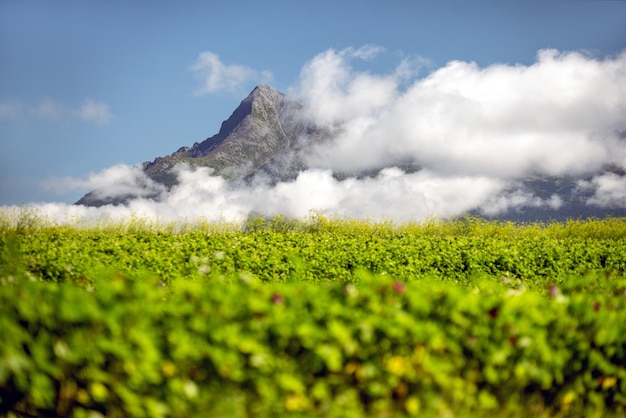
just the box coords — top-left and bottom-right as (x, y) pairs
(141, 85), (329, 186)
(77, 85), (330, 206)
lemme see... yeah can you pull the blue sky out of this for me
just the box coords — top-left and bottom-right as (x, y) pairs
(1, 0), (626, 207)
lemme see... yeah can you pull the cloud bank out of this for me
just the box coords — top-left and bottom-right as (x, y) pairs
(6, 165), (511, 225)
(191, 51), (273, 96)
(3, 47), (626, 225)
(297, 47), (626, 178)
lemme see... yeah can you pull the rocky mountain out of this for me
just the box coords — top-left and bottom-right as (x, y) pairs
(76, 85), (625, 221)
(76, 85), (330, 206)
(143, 85), (329, 185)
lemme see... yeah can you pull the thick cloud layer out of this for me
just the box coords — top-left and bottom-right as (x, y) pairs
(3, 47), (626, 226)
(0, 163), (589, 226)
(298, 47), (626, 177)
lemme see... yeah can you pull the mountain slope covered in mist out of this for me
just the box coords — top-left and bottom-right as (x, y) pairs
(76, 85), (329, 206)
(143, 85), (329, 185)
(75, 84), (626, 221)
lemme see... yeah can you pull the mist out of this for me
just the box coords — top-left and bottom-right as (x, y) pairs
(3, 47), (626, 226)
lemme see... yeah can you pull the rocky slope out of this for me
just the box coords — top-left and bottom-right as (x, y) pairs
(143, 85), (323, 184)
(76, 85), (329, 206)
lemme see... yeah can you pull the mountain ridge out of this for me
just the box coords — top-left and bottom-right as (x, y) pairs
(75, 85), (626, 221)
(143, 84), (311, 184)
(76, 85), (326, 206)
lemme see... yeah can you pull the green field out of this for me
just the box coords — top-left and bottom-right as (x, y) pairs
(1, 215), (626, 417)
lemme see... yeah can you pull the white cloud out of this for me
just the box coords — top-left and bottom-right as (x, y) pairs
(478, 188), (562, 217)
(263, 168), (506, 221)
(295, 47), (400, 125)
(578, 173), (626, 208)
(13, 164), (505, 225)
(0, 101), (22, 119)
(36, 97), (67, 121)
(0, 97), (113, 125)
(347, 45), (385, 60)
(79, 99), (112, 125)
(8, 164), (570, 227)
(43, 164), (166, 200)
(190, 51), (273, 95)
(298, 48), (626, 178)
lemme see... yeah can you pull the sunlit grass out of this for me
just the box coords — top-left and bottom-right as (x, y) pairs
(2, 205), (625, 239)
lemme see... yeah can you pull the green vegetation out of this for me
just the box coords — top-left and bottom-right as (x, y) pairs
(1, 215), (626, 417)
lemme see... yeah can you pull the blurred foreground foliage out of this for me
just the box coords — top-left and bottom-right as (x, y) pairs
(1, 216), (626, 416)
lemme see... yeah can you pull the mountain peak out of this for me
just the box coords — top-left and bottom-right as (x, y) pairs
(252, 84), (275, 93)
(76, 83), (328, 207)
(247, 84), (285, 102)
(111, 84), (315, 191)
